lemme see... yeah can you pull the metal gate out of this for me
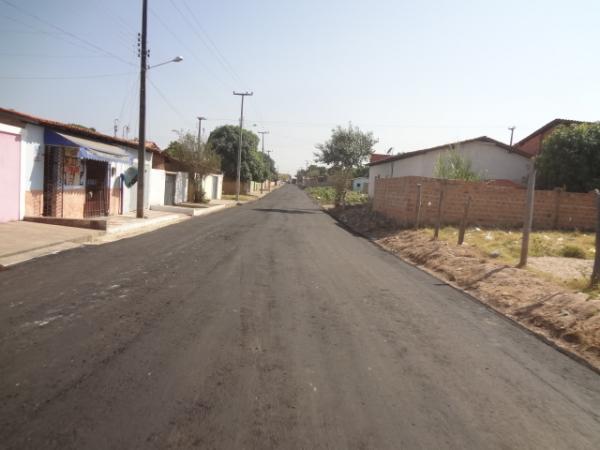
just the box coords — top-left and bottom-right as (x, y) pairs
(43, 146), (64, 217)
(164, 174), (176, 205)
(212, 175), (219, 199)
(84, 160), (109, 217)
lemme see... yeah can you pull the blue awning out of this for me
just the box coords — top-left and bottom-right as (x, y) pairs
(44, 129), (132, 164)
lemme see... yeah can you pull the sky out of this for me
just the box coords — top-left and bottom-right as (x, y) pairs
(1, 0), (599, 175)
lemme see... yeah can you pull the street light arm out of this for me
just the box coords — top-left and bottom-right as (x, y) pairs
(148, 56), (183, 70)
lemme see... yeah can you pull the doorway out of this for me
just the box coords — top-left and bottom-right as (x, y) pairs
(211, 175), (219, 200)
(43, 146), (63, 217)
(84, 160), (109, 217)
(164, 174), (176, 205)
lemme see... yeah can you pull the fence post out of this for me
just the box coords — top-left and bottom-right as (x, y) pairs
(591, 190), (600, 287)
(434, 181), (446, 240)
(518, 161), (536, 268)
(415, 183), (422, 229)
(458, 195), (471, 245)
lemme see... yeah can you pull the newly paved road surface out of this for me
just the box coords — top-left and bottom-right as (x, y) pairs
(1, 185), (599, 449)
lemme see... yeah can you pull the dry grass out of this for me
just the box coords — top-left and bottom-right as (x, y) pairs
(426, 226), (596, 265)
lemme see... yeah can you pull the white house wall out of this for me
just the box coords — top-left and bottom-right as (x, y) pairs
(149, 169), (189, 205)
(201, 173), (223, 200)
(20, 124), (44, 219)
(368, 141), (530, 198)
(149, 168), (166, 206)
(174, 172), (188, 203)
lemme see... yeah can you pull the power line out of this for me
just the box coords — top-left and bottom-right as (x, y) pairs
(179, 0), (245, 88)
(0, 0), (135, 66)
(0, 52), (113, 58)
(0, 72), (136, 80)
(147, 76), (195, 128)
(149, 7), (233, 93)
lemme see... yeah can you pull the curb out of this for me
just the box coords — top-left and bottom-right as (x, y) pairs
(314, 199), (600, 376)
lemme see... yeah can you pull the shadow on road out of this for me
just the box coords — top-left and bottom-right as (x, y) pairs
(252, 208), (319, 214)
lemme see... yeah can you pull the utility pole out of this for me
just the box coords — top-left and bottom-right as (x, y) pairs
(518, 160), (536, 267)
(258, 130), (269, 153)
(508, 126), (516, 146)
(136, 0), (148, 219)
(233, 91), (253, 202)
(113, 118), (119, 137)
(197, 116), (206, 145)
(266, 149), (272, 192)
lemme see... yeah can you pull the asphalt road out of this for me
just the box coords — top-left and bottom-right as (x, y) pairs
(1, 185), (599, 449)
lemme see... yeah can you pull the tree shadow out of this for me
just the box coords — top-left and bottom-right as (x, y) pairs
(253, 208), (319, 214)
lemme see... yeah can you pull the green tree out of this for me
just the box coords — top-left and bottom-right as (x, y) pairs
(166, 131), (221, 202)
(315, 124), (377, 206)
(536, 123), (600, 192)
(434, 146), (480, 181)
(207, 125), (264, 182)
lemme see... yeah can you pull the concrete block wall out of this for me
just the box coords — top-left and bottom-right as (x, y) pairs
(373, 176), (597, 230)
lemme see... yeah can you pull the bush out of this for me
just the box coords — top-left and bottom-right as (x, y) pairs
(559, 245), (587, 259)
(306, 186), (368, 205)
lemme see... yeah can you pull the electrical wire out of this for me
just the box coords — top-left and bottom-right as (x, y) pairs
(0, 0), (135, 66)
(0, 72), (136, 80)
(149, 7), (233, 93)
(147, 76), (195, 129)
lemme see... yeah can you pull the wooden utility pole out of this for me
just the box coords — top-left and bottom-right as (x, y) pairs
(415, 184), (423, 229)
(591, 190), (600, 287)
(434, 181), (445, 239)
(458, 195), (471, 245)
(518, 162), (536, 267)
(136, 0), (148, 218)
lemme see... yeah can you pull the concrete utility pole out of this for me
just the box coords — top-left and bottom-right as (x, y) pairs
(509, 126), (516, 146)
(197, 116), (206, 145)
(136, 0), (148, 219)
(266, 149), (273, 191)
(113, 118), (119, 138)
(233, 91), (253, 202)
(258, 130), (269, 153)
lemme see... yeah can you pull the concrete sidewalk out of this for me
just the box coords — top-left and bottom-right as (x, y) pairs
(0, 210), (189, 267)
(0, 196), (263, 268)
(0, 221), (103, 267)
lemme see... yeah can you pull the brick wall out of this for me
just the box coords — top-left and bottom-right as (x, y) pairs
(222, 178), (252, 195)
(373, 176), (597, 230)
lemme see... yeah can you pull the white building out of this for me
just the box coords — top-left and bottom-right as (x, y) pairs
(150, 151), (223, 205)
(351, 177), (368, 193)
(367, 136), (532, 198)
(0, 107), (158, 222)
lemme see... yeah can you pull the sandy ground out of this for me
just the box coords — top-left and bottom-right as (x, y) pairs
(529, 256), (593, 281)
(330, 205), (600, 370)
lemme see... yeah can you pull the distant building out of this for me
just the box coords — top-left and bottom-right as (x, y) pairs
(351, 177), (368, 193)
(367, 136), (531, 198)
(515, 119), (590, 157)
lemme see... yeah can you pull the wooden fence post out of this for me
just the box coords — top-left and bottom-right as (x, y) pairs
(415, 183), (422, 229)
(434, 181), (446, 240)
(518, 162), (536, 268)
(591, 190), (600, 287)
(457, 195), (471, 245)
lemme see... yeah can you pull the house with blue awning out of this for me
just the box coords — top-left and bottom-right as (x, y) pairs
(0, 107), (160, 222)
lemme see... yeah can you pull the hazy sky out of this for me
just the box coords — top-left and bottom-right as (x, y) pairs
(1, 0), (599, 174)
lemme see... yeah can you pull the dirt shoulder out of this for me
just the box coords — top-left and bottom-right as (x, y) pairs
(328, 204), (600, 371)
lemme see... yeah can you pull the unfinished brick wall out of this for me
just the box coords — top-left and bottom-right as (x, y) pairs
(373, 176), (597, 230)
